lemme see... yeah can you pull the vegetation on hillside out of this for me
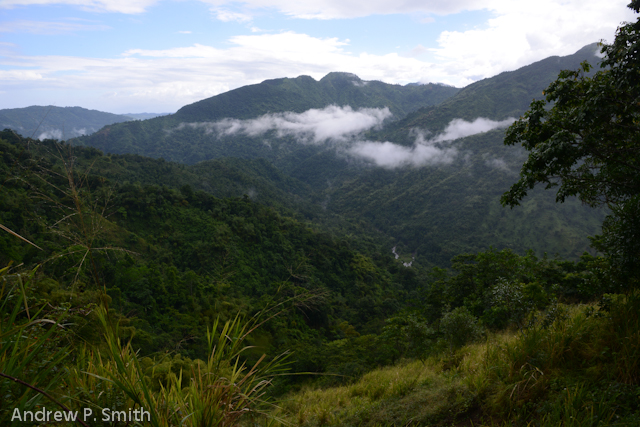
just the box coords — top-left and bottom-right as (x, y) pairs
(267, 3), (640, 425)
(2, 2), (640, 425)
(73, 73), (458, 164)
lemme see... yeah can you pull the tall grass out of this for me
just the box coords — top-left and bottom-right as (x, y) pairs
(457, 297), (640, 425)
(78, 304), (291, 427)
(0, 264), (86, 426)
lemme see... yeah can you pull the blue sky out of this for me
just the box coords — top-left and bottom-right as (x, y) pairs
(0, 0), (635, 114)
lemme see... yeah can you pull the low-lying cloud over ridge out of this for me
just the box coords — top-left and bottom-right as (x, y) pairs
(348, 132), (458, 168)
(432, 117), (516, 143)
(351, 117), (515, 168)
(175, 107), (515, 168)
(176, 105), (392, 143)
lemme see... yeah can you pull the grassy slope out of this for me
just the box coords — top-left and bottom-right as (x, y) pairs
(273, 298), (640, 427)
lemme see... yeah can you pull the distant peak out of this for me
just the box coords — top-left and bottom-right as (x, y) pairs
(320, 72), (362, 81)
(574, 42), (602, 58)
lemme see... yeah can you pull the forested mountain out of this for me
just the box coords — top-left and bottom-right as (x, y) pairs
(0, 105), (133, 140)
(174, 73), (458, 122)
(327, 43), (605, 263)
(71, 44), (605, 267)
(73, 73), (459, 163)
(378, 43), (602, 143)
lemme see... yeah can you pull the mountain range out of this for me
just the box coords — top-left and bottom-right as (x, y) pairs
(1, 43), (605, 268)
(0, 106), (169, 140)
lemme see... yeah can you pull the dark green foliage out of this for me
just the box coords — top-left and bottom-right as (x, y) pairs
(413, 248), (603, 332)
(380, 312), (435, 362)
(440, 306), (482, 350)
(502, 6), (640, 285)
(0, 131), (412, 368)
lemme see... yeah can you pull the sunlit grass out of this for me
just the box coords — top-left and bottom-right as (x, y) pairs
(270, 298), (640, 426)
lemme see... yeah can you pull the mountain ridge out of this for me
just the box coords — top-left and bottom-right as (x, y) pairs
(376, 42), (602, 144)
(0, 105), (133, 140)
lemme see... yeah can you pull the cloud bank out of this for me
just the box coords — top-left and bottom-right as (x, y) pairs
(177, 105), (393, 143)
(176, 107), (514, 169)
(346, 117), (514, 168)
(36, 127), (91, 140)
(347, 139), (457, 168)
(431, 117), (516, 143)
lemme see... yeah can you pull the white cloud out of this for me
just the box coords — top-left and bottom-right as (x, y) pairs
(431, 117), (515, 143)
(485, 157), (510, 171)
(0, 69), (45, 81)
(428, 0), (635, 85)
(213, 8), (253, 22)
(0, 32), (448, 112)
(176, 109), (512, 169)
(37, 129), (63, 140)
(346, 117), (512, 168)
(347, 139), (457, 168)
(177, 105), (392, 143)
(199, 0), (488, 20)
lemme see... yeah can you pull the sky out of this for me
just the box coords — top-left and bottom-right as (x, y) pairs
(0, 0), (635, 114)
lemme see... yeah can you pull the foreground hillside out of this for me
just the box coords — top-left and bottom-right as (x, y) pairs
(1, 129), (635, 424)
(272, 297), (640, 426)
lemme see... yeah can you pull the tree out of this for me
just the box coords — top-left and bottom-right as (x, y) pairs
(502, 1), (640, 283)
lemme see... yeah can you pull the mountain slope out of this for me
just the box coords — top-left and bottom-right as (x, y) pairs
(318, 44), (605, 262)
(324, 130), (604, 265)
(175, 73), (458, 122)
(0, 105), (133, 140)
(0, 129), (415, 358)
(73, 73), (459, 163)
(378, 43), (602, 143)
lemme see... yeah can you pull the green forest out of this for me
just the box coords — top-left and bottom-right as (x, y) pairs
(2, 2), (640, 426)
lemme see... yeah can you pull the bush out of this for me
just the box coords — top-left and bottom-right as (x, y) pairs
(440, 306), (483, 351)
